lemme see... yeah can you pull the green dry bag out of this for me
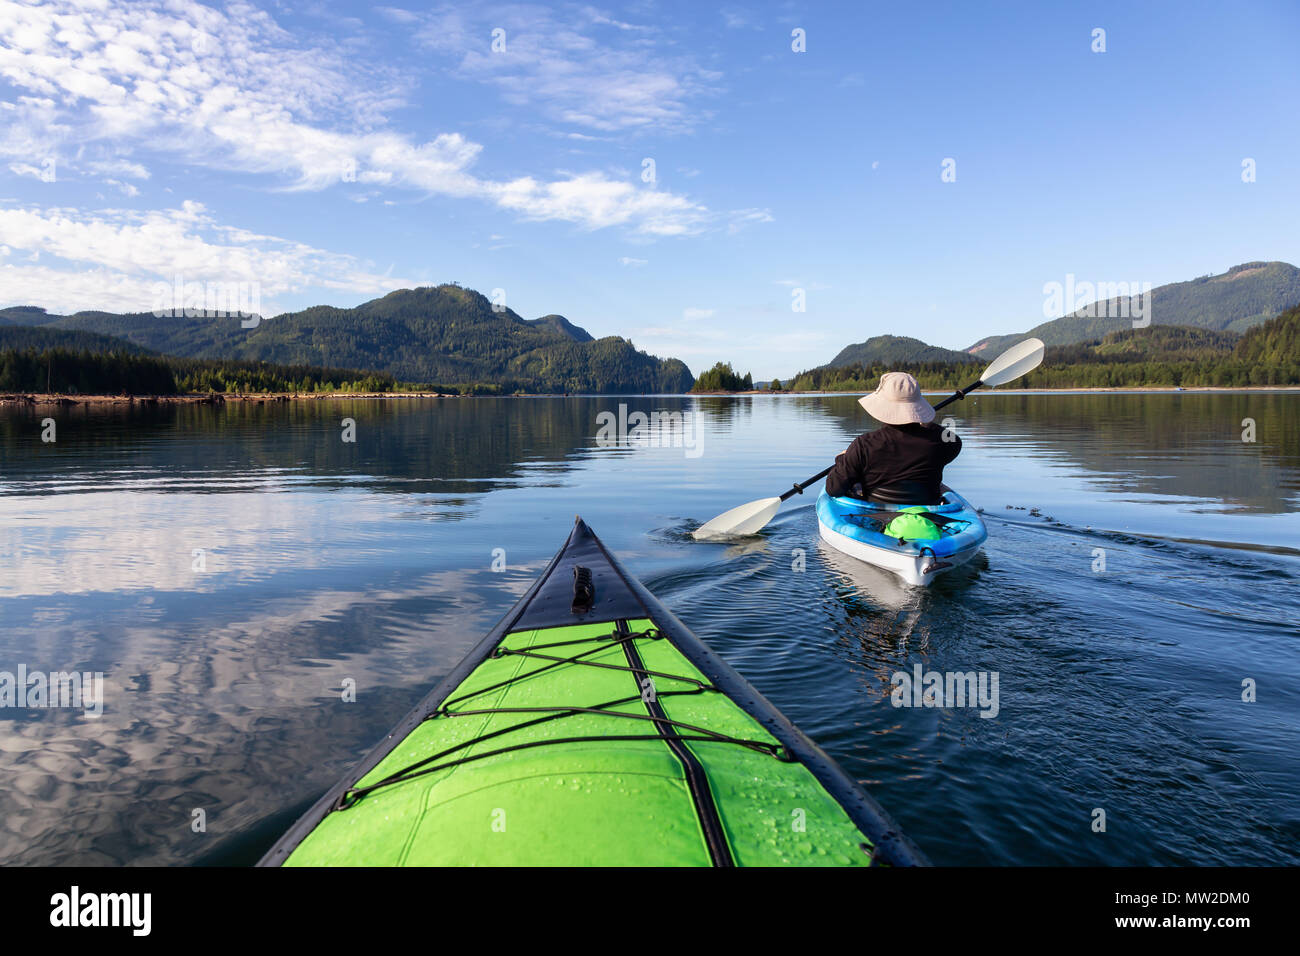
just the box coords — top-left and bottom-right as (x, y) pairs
(883, 506), (941, 540)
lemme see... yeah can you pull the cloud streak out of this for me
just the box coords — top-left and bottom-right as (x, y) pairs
(412, 4), (718, 134)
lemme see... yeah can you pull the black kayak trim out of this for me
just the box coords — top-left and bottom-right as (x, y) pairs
(617, 619), (734, 867)
(257, 516), (928, 867)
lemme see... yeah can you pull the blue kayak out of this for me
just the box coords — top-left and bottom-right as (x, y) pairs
(816, 486), (988, 586)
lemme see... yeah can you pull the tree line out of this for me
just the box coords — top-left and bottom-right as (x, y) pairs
(0, 347), (402, 395)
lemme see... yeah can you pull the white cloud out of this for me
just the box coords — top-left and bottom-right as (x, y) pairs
(413, 4), (720, 134)
(0, 202), (413, 314)
(0, 0), (717, 236)
(102, 178), (139, 197)
(376, 7), (421, 25)
(619, 256), (647, 266)
(86, 158), (151, 180)
(488, 172), (710, 235)
(773, 278), (830, 291)
(727, 208), (774, 234)
(683, 307), (715, 320)
(8, 163), (46, 180)
(586, 11), (652, 33)
(720, 8), (759, 31)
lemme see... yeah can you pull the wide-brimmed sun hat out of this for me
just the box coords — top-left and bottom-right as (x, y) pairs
(858, 371), (936, 425)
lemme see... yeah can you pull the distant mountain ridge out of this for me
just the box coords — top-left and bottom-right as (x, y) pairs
(0, 284), (692, 393)
(965, 261), (1300, 356)
(787, 305), (1300, 391)
(788, 260), (1299, 381)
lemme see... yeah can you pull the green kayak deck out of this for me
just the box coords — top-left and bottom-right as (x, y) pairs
(260, 518), (925, 867)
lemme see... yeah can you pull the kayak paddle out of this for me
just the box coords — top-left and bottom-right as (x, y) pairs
(691, 337), (1045, 539)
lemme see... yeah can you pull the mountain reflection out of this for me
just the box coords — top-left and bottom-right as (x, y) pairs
(2, 397), (693, 496)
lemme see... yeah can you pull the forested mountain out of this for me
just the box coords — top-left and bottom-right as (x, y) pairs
(824, 334), (978, 368)
(965, 261), (1300, 357)
(1233, 303), (1299, 365)
(0, 285), (691, 393)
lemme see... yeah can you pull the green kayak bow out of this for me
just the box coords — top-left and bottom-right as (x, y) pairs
(259, 517), (926, 867)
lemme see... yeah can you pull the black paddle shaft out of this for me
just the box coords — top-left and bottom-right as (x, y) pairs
(778, 378), (983, 502)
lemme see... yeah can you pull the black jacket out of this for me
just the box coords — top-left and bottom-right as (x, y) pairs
(825, 422), (961, 503)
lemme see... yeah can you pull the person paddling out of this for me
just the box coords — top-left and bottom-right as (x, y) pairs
(826, 371), (961, 505)
(693, 339), (1042, 540)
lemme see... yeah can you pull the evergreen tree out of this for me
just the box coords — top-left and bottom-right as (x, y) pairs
(691, 362), (751, 392)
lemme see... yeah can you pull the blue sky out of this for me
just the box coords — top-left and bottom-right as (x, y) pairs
(1, 0), (1298, 379)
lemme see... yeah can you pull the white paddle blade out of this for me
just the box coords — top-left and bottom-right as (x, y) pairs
(981, 337), (1044, 387)
(692, 496), (782, 539)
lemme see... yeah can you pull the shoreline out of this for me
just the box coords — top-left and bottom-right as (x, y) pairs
(2, 384), (1298, 407)
(0, 390), (462, 407)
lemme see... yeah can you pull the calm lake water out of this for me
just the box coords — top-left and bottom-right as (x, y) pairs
(1, 392), (1297, 866)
